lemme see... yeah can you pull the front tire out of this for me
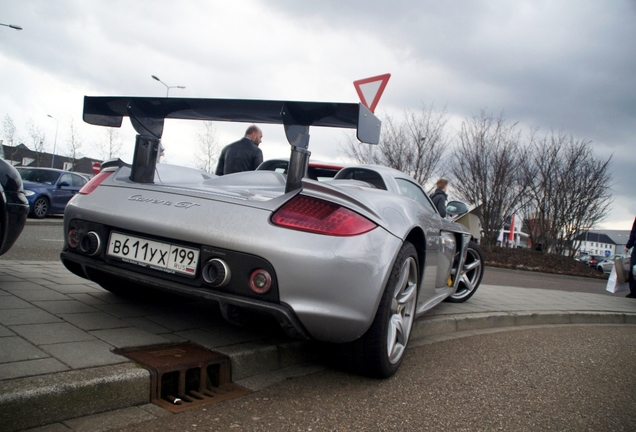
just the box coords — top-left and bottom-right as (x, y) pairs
(342, 241), (419, 378)
(33, 197), (49, 219)
(446, 240), (484, 303)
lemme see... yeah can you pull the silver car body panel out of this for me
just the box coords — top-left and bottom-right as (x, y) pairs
(62, 163), (473, 343)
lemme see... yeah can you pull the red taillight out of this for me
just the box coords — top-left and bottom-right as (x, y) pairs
(271, 195), (376, 236)
(80, 170), (114, 195)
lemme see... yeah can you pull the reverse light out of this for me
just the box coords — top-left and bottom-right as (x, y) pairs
(80, 170), (114, 195)
(249, 269), (272, 294)
(67, 229), (80, 248)
(271, 195), (376, 236)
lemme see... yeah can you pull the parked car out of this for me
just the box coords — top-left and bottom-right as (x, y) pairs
(586, 255), (605, 268)
(0, 158), (29, 255)
(17, 168), (89, 218)
(596, 254), (625, 274)
(257, 159), (344, 181)
(61, 95), (484, 378)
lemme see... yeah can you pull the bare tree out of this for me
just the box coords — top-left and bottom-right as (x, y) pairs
(342, 104), (449, 186)
(521, 131), (612, 255)
(194, 121), (219, 172)
(65, 119), (82, 170)
(2, 115), (21, 160)
(449, 110), (528, 251)
(26, 119), (46, 166)
(95, 127), (122, 161)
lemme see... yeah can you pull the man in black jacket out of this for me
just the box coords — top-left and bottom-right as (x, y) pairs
(625, 216), (636, 298)
(430, 178), (449, 218)
(215, 125), (263, 175)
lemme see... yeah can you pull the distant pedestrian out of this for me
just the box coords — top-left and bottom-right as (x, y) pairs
(215, 125), (263, 175)
(430, 178), (449, 218)
(624, 216), (636, 298)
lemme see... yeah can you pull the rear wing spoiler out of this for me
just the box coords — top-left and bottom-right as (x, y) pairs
(83, 96), (382, 191)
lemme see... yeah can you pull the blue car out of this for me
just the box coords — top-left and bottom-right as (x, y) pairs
(18, 168), (89, 218)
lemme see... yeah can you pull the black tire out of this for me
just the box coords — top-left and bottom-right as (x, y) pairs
(341, 241), (419, 378)
(446, 240), (484, 303)
(32, 197), (49, 219)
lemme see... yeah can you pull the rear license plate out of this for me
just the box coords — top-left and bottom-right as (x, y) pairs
(107, 232), (199, 277)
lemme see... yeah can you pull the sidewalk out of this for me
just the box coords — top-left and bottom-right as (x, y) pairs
(1, 261), (635, 431)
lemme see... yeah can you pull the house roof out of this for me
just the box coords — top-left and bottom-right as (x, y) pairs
(573, 230), (630, 245)
(2, 143), (100, 176)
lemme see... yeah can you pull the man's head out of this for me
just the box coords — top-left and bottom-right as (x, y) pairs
(245, 125), (263, 146)
(436, 178), (449, 191)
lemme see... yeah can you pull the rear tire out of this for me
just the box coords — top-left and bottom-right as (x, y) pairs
(446, 240), (484, 303)
(341, 241), (419, 378)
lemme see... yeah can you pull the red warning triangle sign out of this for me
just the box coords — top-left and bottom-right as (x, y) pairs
(353, 73), (391, 113)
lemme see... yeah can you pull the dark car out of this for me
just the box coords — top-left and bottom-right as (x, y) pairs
(586, 255), (605, 268)
(17, 168), (89, 218)
(257, 159), (344, 181)
(0, 158), (29, 255)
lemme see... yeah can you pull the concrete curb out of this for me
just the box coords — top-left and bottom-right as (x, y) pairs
(24, 218), (63, 226)
(411, 311), (636, 342)
(0, 363), (149, 432)
(2, 311), (635, 431)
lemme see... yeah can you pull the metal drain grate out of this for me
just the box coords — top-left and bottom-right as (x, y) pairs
(115, 342), (250, 413)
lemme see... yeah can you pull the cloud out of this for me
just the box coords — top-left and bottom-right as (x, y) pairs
(1, 0), (634, 229)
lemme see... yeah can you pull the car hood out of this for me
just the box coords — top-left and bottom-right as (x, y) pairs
(21, 180), (51, 190)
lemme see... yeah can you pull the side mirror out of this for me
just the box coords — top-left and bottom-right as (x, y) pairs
(59, 181), (71, 188)
(446, 200), (469, 217)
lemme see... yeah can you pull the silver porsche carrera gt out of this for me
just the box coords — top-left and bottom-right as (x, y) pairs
(61, 96), (483, 377)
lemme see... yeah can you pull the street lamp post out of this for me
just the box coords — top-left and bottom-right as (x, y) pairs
(151, 75), (185, 97)
(47, 115), (58, 168)
(0, 23), (22, 30)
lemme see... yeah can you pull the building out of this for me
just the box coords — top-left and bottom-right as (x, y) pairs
(572, 230), (631, 258)
(1, 143), (100, 176)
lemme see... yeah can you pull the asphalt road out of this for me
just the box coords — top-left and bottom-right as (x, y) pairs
(0, 217), (65, 261)
(118, 325), (636, 432)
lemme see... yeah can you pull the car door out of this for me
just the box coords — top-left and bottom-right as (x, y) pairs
(52, 173), (83, 213)
(393, 178), (451, 298)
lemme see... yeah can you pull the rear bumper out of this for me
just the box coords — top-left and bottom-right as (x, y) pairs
(61, 251), (313, 340)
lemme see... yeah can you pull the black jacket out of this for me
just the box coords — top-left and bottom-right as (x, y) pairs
(627, 217), (636, 251)
(215, 137), (263, 175)
(430, 188), (448, 218)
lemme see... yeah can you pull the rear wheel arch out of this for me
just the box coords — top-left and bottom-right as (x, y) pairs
(338, 240), (420, 378)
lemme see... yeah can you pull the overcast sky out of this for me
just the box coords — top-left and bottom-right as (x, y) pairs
(1, 0), (634, 229)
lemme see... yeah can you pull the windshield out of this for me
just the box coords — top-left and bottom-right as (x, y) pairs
(18, 169), (61, 185)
